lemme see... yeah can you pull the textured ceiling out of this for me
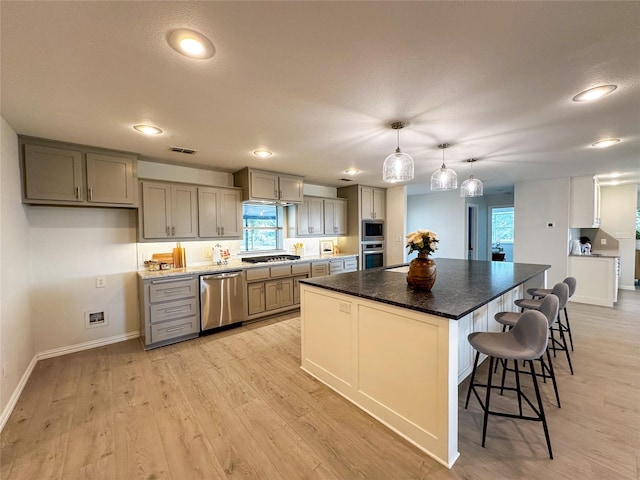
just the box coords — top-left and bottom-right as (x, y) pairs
(1, 1), (639, 195)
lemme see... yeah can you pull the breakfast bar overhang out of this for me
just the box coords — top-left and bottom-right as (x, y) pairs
(299, 259), (549, 468)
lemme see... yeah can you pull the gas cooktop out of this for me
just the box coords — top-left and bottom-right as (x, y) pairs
(242, 254), (301, 264)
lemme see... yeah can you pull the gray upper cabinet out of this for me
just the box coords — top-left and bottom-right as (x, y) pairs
(140, 182), (198, 240)
(296, 196), (324, 236)
(85, 153), (135, 204)
(360, 186), (385, 220)
(234, 168), (303, 204)
(20, 137), (137, 207)
(324, 198), (347, 235)
(198, 187), (242, 238)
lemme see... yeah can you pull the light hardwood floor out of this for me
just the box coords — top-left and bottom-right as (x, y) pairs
(2, 291), (639, 480)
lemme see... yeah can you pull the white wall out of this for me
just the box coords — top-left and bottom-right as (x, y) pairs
(385, 185), (407, 265)
(0, 117), (35, 417)
(407, 190), (466, 260)
(138, 160), (233, 186)
(465, 196), (488, 260)
(27, 207), (139, 353)
(600, 184), (637, 289)
(514, 178), (571, 287)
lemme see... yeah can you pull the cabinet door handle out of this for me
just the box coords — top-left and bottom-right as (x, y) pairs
(165, 325), (187, 333)
(88, 188), (93, 201)
(275, 189), (278, 198)
(76, 186), (81, 199)
(221, 226), (224, 235)
(172, 226), (176, 236)
(166, 227), (171, 237)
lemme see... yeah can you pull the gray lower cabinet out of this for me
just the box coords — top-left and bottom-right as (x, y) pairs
(246, 263), (310, 319)
(20, 137), (137, 207)
(139, 275), (200, 349)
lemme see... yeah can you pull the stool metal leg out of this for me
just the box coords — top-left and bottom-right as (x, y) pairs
(528, 359), (553, 459)
(465, 351), (480, 409)
(543, 348), (561, 408)
(481, 356), (495, 448)
(564, 307), (574, 351)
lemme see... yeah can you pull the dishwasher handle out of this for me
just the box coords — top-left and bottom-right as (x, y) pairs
(201, 271), (243, 281)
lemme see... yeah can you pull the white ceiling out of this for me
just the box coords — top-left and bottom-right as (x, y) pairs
(2, 1), (639, 196)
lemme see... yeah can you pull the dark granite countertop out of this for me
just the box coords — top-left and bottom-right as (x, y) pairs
(300, 258), (550, 320)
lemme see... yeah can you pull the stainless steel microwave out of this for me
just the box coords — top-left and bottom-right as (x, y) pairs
(362, 220), (384, 241)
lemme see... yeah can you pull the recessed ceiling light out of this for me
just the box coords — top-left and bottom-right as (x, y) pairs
(573, 84), (617, 102)
(591, 138), (621, 148)
(344, 168), (360, 175)
(133, 124), (163, 135)
(253, 150), (272, 158)
(167, 29), (215, 60)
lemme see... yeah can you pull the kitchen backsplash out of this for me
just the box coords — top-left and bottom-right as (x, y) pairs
(136, 236), (341, 269)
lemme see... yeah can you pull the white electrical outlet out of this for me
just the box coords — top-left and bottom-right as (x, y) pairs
(96, 276), (106, 288)
(339, 302), (351, 314)
(601, 238), (607, 245)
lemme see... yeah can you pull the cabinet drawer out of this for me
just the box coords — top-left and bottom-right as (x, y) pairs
(246, 267), (270, 281)
(270, 265), (292, 278)
(329, 260), (343, 274)
(150, 297), (198, 324)
(344, 258), (358, 271)
(312, 262), (329, 277)
(150, 316), (199, 344)
(149, 277), (196, 302)
(292, 262), (310, 275)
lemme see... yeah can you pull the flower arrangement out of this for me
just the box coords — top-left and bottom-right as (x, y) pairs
(406, 229), (439, 257)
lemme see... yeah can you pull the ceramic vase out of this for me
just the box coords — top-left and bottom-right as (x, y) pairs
(407, 253), (437, 291)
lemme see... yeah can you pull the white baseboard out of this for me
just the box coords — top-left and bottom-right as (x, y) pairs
(0, 331), (140, 432)
(618, 285), (636, 291)
(37, 331), (140, 360)
(0, 355), (37, 432)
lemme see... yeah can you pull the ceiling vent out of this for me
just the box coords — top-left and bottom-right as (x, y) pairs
(339, 178), (354, 182)
(169, 146), (198, 155)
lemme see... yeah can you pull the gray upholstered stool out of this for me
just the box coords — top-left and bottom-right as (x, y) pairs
(464, 310), (553, 458)
(495, 294), (561, 407)
(515, 282), (573, 375)
(527, 277), (576, 351)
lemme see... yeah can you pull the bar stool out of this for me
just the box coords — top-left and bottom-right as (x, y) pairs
(527, 277), (576, 351)
(464, 310), (553, 459)
(494, 294), (561, 407)
(515, 282), (573, 375)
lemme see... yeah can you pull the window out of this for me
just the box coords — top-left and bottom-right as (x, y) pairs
(242, 204), (284, 252)
(491, 207), (514, 245)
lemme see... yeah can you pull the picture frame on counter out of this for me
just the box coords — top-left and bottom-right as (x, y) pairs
(320, 240), (334, 254)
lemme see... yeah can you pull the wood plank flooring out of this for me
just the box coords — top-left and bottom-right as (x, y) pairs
(2, 291), (639, 480)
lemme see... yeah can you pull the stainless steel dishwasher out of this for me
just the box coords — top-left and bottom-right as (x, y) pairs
(200, 271), (246, 331)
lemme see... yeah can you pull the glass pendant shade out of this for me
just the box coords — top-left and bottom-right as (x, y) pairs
(383, 148), (414, 183)
(460, 175), (484, 197)
(430, 166), (458, 190)
(382, 121), (414, 183)
(430, 143), (457, 191)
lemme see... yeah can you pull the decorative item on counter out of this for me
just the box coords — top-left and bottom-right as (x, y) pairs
(333, 244), (340, 254)
(405, 229), (439, 291)
(152, 252), (174, 265)
(172, 242), (186, 268)
(320, 240), (334, 255)
(293, 242), (304, 256)
(213, 244), (231, 265)
(144, 260), (160, 271)
(160, 263), (171, 270)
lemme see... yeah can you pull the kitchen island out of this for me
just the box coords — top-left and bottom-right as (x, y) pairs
(299, 259), (549, 468)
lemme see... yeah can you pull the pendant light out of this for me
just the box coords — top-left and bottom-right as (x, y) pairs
(460, 158), (484, 197)
(382, 122), (414, 183)
(430, 143), (458, 191)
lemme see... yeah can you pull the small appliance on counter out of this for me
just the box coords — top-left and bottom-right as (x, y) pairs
(580, 236), (592, 255)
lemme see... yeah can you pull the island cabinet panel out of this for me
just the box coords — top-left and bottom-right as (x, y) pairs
(301, 285), (455, 468)
(301, 289), (354, 387)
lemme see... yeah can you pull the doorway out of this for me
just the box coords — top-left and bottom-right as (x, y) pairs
(490, 206), (514, 261)
(467, 204), (478, 260)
